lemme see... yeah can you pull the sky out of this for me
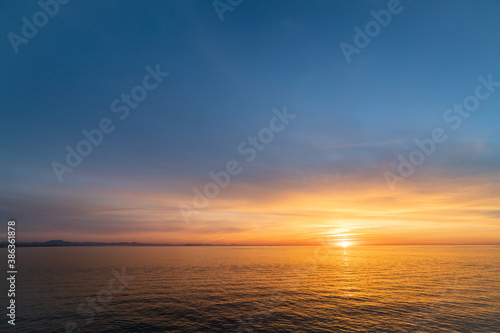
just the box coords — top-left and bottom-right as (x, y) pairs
(1, 0), (499, 245)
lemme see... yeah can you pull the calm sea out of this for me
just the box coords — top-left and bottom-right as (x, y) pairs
(3, 246), (500, 332)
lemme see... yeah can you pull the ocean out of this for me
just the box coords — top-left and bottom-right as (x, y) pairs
(5, 245), (500, 332)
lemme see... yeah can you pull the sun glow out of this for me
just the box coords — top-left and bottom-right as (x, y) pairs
(338, 241), (351, 248)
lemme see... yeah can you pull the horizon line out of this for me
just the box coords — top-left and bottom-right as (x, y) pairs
(3, 240), (499, 247)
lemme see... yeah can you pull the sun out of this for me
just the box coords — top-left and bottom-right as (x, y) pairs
(338, 241), (351, 248)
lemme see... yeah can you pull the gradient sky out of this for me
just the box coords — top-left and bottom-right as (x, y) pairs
(1, 0), (499, 245)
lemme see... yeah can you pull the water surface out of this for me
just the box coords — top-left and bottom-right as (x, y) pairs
(5, 246), (500, 332)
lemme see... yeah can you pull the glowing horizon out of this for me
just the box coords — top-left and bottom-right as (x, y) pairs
(13, 168), (500, 245)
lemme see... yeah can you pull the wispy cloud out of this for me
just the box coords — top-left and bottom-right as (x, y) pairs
(316, 139), (404, 150)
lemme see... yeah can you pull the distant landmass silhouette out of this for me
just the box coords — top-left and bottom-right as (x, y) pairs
(0, 240), (242, 247)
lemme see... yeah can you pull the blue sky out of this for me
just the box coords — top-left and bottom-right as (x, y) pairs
(1, 0), (499, 244)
